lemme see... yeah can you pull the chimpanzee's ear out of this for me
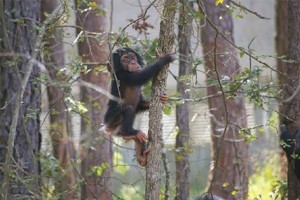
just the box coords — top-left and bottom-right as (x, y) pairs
(112, 50), (122, 72)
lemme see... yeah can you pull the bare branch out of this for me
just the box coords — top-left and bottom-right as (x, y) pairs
(228, 0), (271, 20)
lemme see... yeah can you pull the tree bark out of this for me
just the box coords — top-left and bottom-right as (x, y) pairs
(41, 0), (77, 199)
(277, 0), (300, 198)
(146, 0), (178, 199)
(276, 0), (289, 183)
(175, 1), (192, 199)
(0, 0), (41, 198)
(199, 1), (249, 199)
(75, 0), (112, 199)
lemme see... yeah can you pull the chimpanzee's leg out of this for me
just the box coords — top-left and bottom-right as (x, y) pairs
(121, 105), (138, 136)
(103, 107), (123, 135)
(121, 105), (148, 166)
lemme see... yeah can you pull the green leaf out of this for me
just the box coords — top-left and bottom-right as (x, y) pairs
(91, 163), (109, 176)
(64, 97), (88, 114)
(163, 106), (172, 115)
(215, 0), (224, 6)
(87, 1), (98, 9)
(238, 47), (245, 58)
(113, 152), (130, 176)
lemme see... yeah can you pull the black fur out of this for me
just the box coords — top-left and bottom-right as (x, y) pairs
(104, 47), (173, 137)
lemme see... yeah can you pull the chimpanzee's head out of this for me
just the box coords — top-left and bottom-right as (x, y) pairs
(112, 47), (145, 73)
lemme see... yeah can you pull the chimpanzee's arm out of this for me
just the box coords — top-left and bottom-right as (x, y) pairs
(117, 55), (173, 86)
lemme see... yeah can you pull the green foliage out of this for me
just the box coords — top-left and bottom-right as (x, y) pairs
(76, 0), (107, 16)
(175, 143), (193, 161)
(25, 107), (40, 120)
(163, 105), (172, 115)
(39, 153), (60, 198)
(113, 151), (130, 176)
(248, 154), (286, 200)
(64, 96), (88, 114)
(141, 38), (159, 64)
(271, 179), (288, 200)
(91, 163), (109, 176)
(224, 67), (277, 107)
(119, 185), (143, 200)
(191, 9), (205, 21)
(40, 153), (59, 177)
(239, 127), (258, 143)
(215, 0), (224, 6)
(67, 56), (89, 75)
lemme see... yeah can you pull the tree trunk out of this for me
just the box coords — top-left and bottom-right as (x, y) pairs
(199, 1), (249, 199)
(75, 0), (112, 199)
(277, 0), (300, 198)
(41, 0), (77, 199)
(146, 0), (178, 199)
(276, 0), (289, 183)
(0, 0), (41, 198)
(175, 1), (192, 199)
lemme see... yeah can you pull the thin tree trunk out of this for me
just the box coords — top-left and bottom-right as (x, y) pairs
(41, 0), (77, 199)
(0, 0), (43, 198)
(75, 0), (112, 199)
(146, 0), (178, 199)
(175, 1), (192, 199)
(277, 0), (300, 198)
(199, 1), (248, 199)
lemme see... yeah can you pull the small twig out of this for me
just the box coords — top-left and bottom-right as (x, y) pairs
(112, 0), (157, 49)
(248, 36), (256, 70)
(228, 0), (271, 20)
(196, 2), (279, 75)
(282, 80), (300, 103)
(78, 79), (123, 103)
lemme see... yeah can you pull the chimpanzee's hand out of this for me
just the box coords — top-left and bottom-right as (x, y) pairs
(136, 132), (147, 143)
(156, 49), (175, 62)
(160, 93), (168, 105)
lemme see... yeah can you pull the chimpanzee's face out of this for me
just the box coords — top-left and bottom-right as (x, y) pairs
(120, 52), (141, 72)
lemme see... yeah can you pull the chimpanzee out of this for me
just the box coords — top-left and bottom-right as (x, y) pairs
(280, 124), (300, 179)
(103, 47), (174, 166)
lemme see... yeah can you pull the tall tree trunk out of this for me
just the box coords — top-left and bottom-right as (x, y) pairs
(0, 0), (41, 198)
(75, 0), (112, 199)
(175, 1), (192, 199)
(277, 0), (300, 198)
(41, 0), (77, 199)
(276, 0), (289, 182)
(146, 0), (178, 199)
(199, 1), (249, 199)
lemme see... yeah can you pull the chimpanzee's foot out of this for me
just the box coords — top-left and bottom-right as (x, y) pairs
(137, 154), (148, 166)
(137, 156), (147, 166)
(137, 148), (149, 166)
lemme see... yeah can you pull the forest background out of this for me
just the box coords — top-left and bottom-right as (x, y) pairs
(1, 0), (299, 199)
